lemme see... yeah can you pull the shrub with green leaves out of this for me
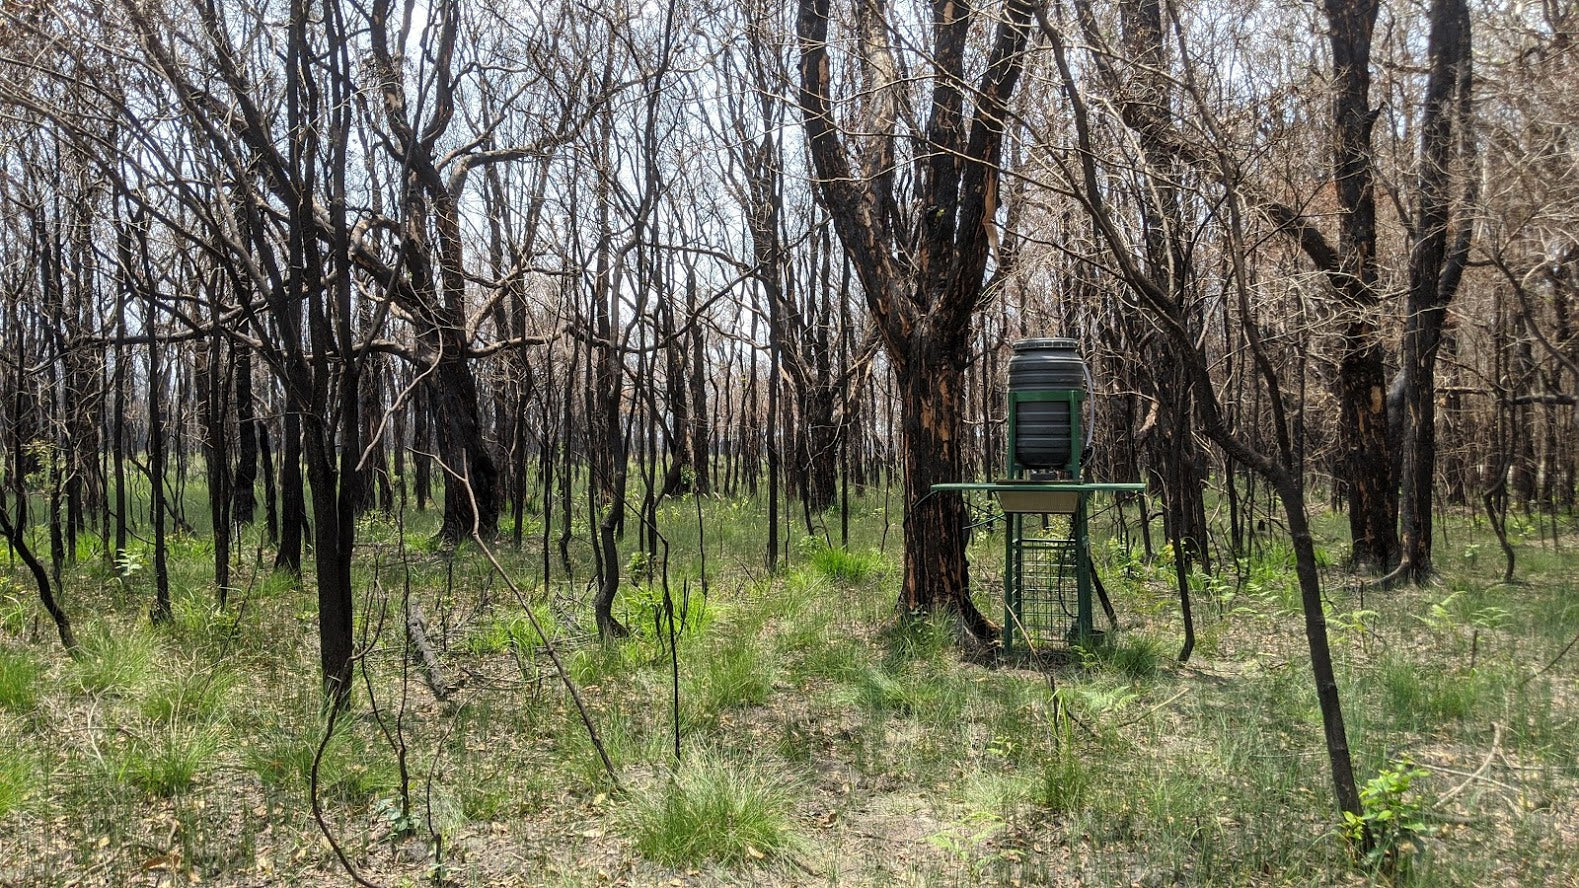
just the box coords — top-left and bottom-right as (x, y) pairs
(622, 751), (797, 865)
(1344, 758), (1432, 876)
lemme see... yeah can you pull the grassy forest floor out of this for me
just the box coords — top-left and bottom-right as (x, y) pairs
(0, 489), (1576, 887)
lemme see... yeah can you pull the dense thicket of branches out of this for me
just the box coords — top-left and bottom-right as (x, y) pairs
(1, 0), (1575, 815)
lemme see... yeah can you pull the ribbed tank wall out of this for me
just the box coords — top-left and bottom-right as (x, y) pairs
(1007, 338), (1087, 470)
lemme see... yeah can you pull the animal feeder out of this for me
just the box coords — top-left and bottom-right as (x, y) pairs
(933, 338), (1143, 652)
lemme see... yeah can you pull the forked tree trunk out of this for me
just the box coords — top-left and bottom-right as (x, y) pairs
(797, 0), (1036, 642)
(1324, 0), (1400, 570)
(1398, 0), (1474, 582)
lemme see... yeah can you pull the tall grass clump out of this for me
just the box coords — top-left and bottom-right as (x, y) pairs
(809, 546), (883, 585)
(622, 751), (797, 865)
(139, 662), (236, 723)
(880, 612), (953, 668)
(0, 584), (28, 634)
(1037, 719), (1092, 813)
(1378, 654), (1496, 730)
(113, 723), (225, 797)
(0, 648), (41, 711)
(1086, 634), (1165, 681)
(244, 715), (397, 805)
(72, 624), (158, 695)
(685, 634), (777, 725)
(0, 747), (36, 816)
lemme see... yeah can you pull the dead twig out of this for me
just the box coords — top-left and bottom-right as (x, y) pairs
(1114, 688), (1190, 730)
(1521, 629), (1579, 688)
(1436, 722), (1503, 807)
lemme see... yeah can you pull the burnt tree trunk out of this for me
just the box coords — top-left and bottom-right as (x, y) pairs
(199, 322), (231, 603)
(275, 408), (306, 573)
(1324, 0), (1399, 569)
(231, 346), (258, 525)
(432, 346), (501, 541)
(1398, 0), (1475, 582)
(145, 294), (171, 623)
(798, 0), (1035, 642)
(895, 339), (992, 637)
(1040, 9), (1363, 819)
(258, 413), (278, 544)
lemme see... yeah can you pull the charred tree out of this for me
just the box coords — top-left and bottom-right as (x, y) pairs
(798, 0), (1037, 640)
(1396, 0), (1476, 582)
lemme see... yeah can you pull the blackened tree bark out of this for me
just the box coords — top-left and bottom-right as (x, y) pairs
(258, 410), (277, 543)
(727, 20), (843, 518)
(1324, 0), (1398, 569)
(798, 0), (1037, 640)
(1040, 8), (1363, 822)
(287, 0), (359, 704)
(365, 0), (580, 544)
(111, 218), (131, 558)
(1075, 0), (1402, 570)
(0, 501), (75, 651)
(143, 268), (171, 624)
(1397, 0), (1476, 582)
(656, 274), (699, 499)
(110, 0), (359, 699)
(1110, 0), (1211, 584)
(231, 347), (258, 525)
(199, 296), (231, 603)
(685, 272), (711, 496)
(412, 380), (431, 511)
(276, 408), (306, 573)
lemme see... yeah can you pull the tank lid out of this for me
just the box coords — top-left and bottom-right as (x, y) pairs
(1011, 337), (1078, 352)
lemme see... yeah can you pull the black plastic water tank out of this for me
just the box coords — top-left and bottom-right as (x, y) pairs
(1007, 338), (1087, 470)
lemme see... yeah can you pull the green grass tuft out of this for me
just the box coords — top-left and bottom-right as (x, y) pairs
(113, 723), (224, 797)
(809, 546), (883, 584)
(880, 612), (954, 667)
(1038, 723), (1092, 813)
(139, 662), (235, 724)
(72, 624), (158, 695)
(0, 746), (36, 816)
(1093, 634), (1166, 681)
(685, 635), (777, 724)
(244, 716), (398, 804)
(1378, 655), (1502, 730)
(0, 647), (41, 711)
(622, 751), (798, 866)
(0, 584), (28, 635)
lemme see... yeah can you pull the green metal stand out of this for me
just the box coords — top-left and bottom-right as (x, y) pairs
(932, 480), (1143, 652)
(935, 379), (1142, 652)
